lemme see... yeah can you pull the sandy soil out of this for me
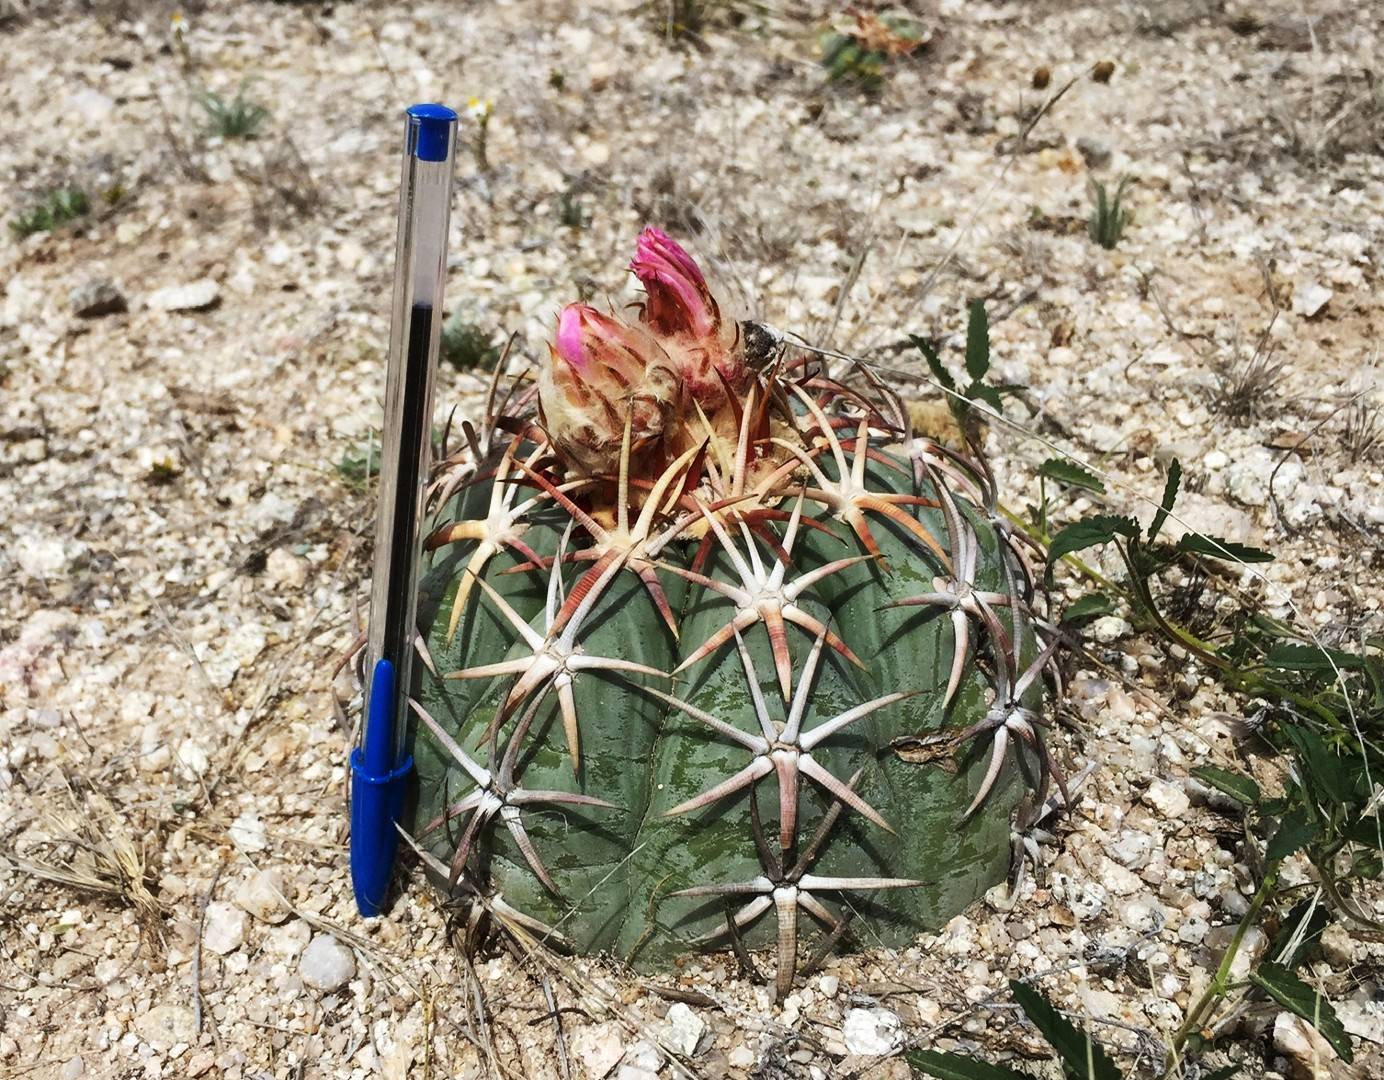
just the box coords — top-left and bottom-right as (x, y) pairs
(2, 1), (1383, 1078)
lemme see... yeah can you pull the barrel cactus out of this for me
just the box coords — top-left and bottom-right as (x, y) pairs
(403, 228), (1063, 995)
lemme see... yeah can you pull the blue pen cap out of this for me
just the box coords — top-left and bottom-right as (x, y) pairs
(351, 658), (414, 917)
(407, 103), (457, 163)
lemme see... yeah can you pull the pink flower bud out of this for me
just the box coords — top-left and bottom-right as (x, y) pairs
(540, 304), (678, 474)
(631, 227), (719, 339)
(629, 227), (747, 406)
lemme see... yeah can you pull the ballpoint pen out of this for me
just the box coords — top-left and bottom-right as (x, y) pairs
(351, 103), (458, 917)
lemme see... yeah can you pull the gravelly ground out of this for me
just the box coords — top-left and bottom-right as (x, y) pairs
(2, 1), (1383, 1078)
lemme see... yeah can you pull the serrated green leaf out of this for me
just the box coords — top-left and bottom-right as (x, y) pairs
(965, 299), (990, 381)
(1176, 533), (1274, 563)
(1148, 459), (1181, 542)
(1039, 458), (1106, 493)
(1062, 592), (1115, 624)
(1251, 962), (1353, 1063)
(1010, 981), (1123, 1080)
(1266, 808), (1318, 863)
(1280, 725), (1354, 808)
(911, 334), (956, 394)
(905, 1049), (1031, 1080)
(968, 381), (1004, 414)
(1045, 515), (1138, 585)
(1191, 765), (1261, 807)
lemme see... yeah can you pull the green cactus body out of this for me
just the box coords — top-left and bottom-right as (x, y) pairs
(395, 228), (1054, 994)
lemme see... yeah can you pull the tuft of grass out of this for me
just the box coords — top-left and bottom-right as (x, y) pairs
(1343, 393), (1382, 463)
(1087, 174), (1133, 249)
(1209, 316), (1287, 424)
(199, 87), (269, 139)
(441, 310), (501, 372)
(9, 187), (89, 239)
(10, 779), (165, 939)
(662, 0), (708, 39)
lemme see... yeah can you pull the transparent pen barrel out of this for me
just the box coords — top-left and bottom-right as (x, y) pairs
(365, 119), (456, 754)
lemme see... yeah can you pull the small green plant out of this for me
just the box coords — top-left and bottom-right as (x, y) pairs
(912, 300), (1031, 438)
(820, 10), (927, 90)
(1087, 175), (1133, 249)
(199, 87), (269, 139)
(440, 310), (501, 371)
(1209, 316), (1285, 424)
(9, 188), (89, 239)
(556, 185), (590, 229)
(1037, 459), (1377, 1073)
(335, 435), (379, 490)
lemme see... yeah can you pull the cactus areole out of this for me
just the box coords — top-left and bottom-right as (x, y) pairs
(402, 228), (1061, 994)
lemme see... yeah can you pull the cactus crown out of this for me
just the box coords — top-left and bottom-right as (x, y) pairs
(406, 228), (1062, 997)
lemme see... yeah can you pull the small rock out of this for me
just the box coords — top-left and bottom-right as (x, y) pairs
(663, 1002), (705, 1056)
(300, 933), (356, 992)
(819, 973), (840, 998)
(1075, 136), (1112, 168)
(234, 869), (289, 924)
(265, 547), (309, 589)
(70, 280), (127, 318)
(843, 1008), (903, 1056)
(1319, 923), (1354, 968)
(1291, 280), (1332, 319)
(147, 278), (220, 313)
(202, 901), (247, 955)
(1273, 1011), (1340, 1078)
(622, 1041), (662, 1072)
(229, 809), (268, 852)
(1178, 915), (1209, 944)
(1143, 778), (1191, 819)
(69, 87), (114, 125)
(728, 1042), (756, 1069)
(134, 1004), (196, 1052)
(51, 950), (92, 981)
(571, 1023), (623, 1080)
(61, 1056), (84, 1080)
(1092, 616), (1131, 643)
(265, 917), (312, 958)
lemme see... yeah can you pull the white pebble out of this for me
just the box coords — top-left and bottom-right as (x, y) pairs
(201, 902), (246, 956)
(843, 1008), (902, 1055)
(234, 869), (289, 924)
(300, 933), (356, 993)
(662, 1002), (704, 1056)
(1143, 778), (1191, 819)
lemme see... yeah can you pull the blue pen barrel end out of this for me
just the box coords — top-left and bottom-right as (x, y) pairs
(350, 659), (414, 917)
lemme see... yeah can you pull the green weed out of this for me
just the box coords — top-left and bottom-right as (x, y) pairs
(199, 87), (269, 139)
(1087, 175), (1134, 249)
(9, 188), (89, 239)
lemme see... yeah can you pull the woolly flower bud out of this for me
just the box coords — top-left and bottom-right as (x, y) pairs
(629, 227), (746, 406)
(539, 303), (678, 474)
